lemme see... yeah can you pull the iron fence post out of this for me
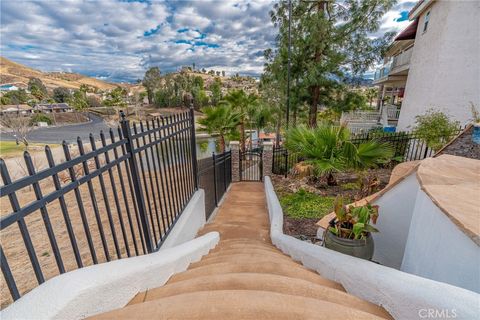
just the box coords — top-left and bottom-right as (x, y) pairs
(212, 152), (218, 206)
(284, 149), (288, 178)
(119, 111), (154, 253)
(189, 105), (199, 190)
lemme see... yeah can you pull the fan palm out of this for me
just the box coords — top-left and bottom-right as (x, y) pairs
(223, 89), (258, 151)
(285, 124), (394, 185)
(198, 104), (240, 152)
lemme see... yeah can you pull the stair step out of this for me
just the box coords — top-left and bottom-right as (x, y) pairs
(189, 253), (299, 268)
(169, 261), (345, 291)
(95, 290), (389, 320)
(135, 273), (391, 319)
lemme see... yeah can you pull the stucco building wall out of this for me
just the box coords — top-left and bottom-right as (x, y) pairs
(397, 1), (480, 130)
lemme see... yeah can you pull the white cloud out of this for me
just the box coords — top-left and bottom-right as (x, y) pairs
(0, 0), (416, 82)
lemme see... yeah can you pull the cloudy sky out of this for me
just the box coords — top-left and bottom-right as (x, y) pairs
(1, 0), (416, 83)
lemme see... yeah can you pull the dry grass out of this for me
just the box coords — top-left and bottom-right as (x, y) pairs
(0, 57), (116, 91)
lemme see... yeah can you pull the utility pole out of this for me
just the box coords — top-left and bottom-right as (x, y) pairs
(286, 0), (292, 129)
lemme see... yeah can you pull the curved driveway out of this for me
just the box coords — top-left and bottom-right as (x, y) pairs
(1, 113), (111, 144)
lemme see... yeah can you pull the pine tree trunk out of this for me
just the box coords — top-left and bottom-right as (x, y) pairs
(309, 86), (319, 127)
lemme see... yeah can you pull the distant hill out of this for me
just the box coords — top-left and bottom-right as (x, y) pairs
(0, 57), (117, 91)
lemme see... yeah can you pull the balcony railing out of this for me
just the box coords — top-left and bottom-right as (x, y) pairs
(374, 62), (391, 81)
(391, 46), (413, 70)
(384, 104), (401, 120)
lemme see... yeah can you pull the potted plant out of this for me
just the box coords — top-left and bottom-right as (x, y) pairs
(323, 197), (379, 260)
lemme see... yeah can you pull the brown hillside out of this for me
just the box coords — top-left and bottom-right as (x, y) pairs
(0, 57), (117, 91)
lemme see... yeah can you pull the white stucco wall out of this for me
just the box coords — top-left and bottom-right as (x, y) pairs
(264, 177), (479, 320)
(0, 232), (219, 320)
(160, 189), (206, 250)
(397, 1), (480, 130)
(401, 189), (480, 293)
(372, 174), (419, 268)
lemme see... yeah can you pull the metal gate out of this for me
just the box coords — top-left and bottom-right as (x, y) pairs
(240, 148), (262, 181)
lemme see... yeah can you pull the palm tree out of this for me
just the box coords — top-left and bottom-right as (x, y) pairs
(223, 89), (258, 152)
(198, 104), (240, 152)
(247, 103), (273, 148)
(285, 124), (394, 185)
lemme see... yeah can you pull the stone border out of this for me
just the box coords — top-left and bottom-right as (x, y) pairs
(264, 176), (478, 320)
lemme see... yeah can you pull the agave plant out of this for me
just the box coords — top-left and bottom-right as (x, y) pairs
(284, 124), (393, 184)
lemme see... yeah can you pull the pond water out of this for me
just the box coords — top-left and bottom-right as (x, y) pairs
(195, 131), (259, 159)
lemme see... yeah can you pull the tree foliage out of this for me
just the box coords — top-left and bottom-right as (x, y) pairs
(265, 0), (396, 127)
(28, 78), (48, 100)
(198, 104), (240, 152)
(103, 87), (128, 108)
(53, 87), (72, 103)
(142, 67), (162, 104)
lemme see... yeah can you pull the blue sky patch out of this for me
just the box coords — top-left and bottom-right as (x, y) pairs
(395, 11), (409, 22)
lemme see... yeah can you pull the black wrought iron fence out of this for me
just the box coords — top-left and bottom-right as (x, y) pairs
(272, 129), (463, 176)
(197, 151), (232, 220)
(350, 129), (463, 162)
(272, 147), (300, 177)
(0, 109), (198, 306)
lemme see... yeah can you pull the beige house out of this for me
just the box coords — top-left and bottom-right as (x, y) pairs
(373, 0), (480, 131)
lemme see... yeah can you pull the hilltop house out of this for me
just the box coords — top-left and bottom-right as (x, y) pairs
(0, 104), (33, 115)
(33, 103), (73, 113)
(372, 0), (479, 131)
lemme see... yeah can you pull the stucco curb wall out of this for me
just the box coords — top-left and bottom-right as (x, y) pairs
(1, 231), (219, 320)
(264, 176), (478, 320)
(160, 189), (206, 250)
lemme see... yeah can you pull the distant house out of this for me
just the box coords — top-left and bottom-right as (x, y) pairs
(34, 103), (73, 113)
(0, 104), (33, 115)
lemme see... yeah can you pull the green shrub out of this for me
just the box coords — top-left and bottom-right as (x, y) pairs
(279, 189), (337, 219)
(413, 109), (460, 150)
(31, 113), (52, 125)
(341, 182), (360, 191)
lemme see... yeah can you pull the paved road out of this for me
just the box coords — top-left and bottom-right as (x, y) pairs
(2, 113), (112, 144)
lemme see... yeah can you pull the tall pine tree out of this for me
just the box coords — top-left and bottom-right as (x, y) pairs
(265, 0), (396, 127)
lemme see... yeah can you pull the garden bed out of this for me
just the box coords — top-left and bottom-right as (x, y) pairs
(271, 168), (392, 242)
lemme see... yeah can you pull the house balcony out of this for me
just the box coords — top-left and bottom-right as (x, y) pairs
(373, 46), (413, 85)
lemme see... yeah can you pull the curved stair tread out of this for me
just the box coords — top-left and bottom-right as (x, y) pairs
(169, 261), (345, 291)
(137, 273), (392, 319)
(208, 247), (288, 257)
(195, 251), (295, 264)
(94, 290), (388, 320)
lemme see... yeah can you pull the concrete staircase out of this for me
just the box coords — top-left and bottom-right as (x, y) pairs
(92, 183), (392, 319)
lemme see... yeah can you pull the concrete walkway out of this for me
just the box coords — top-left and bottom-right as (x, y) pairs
(93, 182), (392, 319)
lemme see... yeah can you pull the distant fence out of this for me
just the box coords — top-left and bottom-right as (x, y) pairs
(272, 147), (300, 177)
(272, 129), (463, 176)
(198, 151), (232, 220)
(0, 109), (198, 306)
(350, 129), (463, 162)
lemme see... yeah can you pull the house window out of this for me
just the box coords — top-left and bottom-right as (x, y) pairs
(423, 11), (430, 33)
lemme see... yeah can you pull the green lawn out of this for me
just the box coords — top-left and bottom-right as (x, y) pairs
(279, 189), (337, 219)
(0, 141), (57, 158)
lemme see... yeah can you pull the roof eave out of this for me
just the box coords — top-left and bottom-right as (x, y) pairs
(409, 0), (435, 20)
